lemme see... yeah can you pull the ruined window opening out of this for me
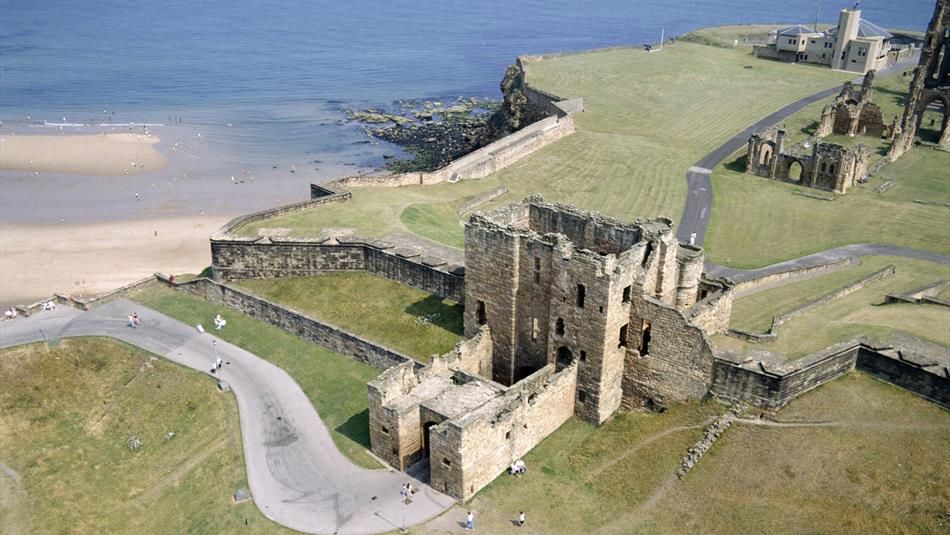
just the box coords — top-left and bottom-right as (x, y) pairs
(622, 285), (632, 303)
(639, 320), (652, 355)
(476, 300), (486, 325)
(393, 448), (398, 455)
(578, 390), (587, 403)
(442, 458), (452, 467)
(580, 350), (587, 362)
(534, 256), (541, 284)
(531, 317), (539, 341)
(381, 426), (390, 436)
(641, 242), (654, 268)
(576, 284), (586, 308)
(528, 393), (537, 404)
(829, 162), (836, 175)
(599, 306), (604, 313)
(555, 318), (565, 336)
(505, 430), (511, 440)
(820, 161), (827, 173)
(556, 346), (573, 371)
(619, 323), (629, 348)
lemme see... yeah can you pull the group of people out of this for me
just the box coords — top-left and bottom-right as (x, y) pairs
(400, 482), (416, 503)
(4, 307), (18, 320)
(127, 312), (141, 328)
(213, 314), (227, 330)
(509, 458), (527, 476)
(462, 510), (525, 530)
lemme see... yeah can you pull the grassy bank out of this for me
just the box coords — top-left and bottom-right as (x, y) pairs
(419, 372), (950, 534)
(705, 67), (950, 268)
(128, 284), (380, 468)
(234, 39), (852, 245)
(0, 338), (290, 534)
(713, 256), (950, 359)
(236, 272), (464, 362)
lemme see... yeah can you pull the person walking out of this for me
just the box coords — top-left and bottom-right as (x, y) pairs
(465, 511), (475, 530)
(518, 511), (526, 528)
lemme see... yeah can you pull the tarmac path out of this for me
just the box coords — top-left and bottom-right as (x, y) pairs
(0, 299), (454, 535)
(676, 55), (921, 247)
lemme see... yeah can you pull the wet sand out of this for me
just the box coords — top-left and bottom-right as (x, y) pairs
(0, 215), (232, 306)
(0, 133), (168, 176)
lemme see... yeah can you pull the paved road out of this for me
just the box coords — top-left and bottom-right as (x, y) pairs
(0, 299), (454, 535)
(677, 56), (920, 247)
(706, 243), (950, 282)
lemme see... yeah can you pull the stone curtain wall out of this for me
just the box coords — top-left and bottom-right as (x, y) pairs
(711, 337), (950, 409)
(334, 57), (582, 190)
(172, 277), (414, 370)
(210, 238), (465, 303)
(212, 183), (351, 239)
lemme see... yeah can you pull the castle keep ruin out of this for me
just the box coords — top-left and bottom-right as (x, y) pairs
(745, 126), (871, 193)
(368, 197), (734, 500)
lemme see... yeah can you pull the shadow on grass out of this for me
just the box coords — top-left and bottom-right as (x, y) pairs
(335, 409), (372, 450)
(198, 266), (214, 278)
(404, 295), (464, 336)
(875, 85), (908, 108)
(724, 155), (748, 173)
(800, 120), (820, 137)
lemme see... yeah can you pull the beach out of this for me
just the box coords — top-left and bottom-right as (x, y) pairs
(0, 215), (231, 306)
(0, 133), (167, 176)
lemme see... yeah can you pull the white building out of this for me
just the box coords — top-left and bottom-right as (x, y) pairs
(755, 8), (892, 74)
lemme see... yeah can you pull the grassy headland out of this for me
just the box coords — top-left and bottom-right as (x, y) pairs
(0, 338), (290, 534)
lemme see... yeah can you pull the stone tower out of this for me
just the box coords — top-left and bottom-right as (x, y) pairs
(889, 0), (950, 159)
(463, 196), (731, 423)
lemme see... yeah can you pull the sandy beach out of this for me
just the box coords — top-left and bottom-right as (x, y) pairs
(0, 215), (232, 306)
(0, 133), (167, 176)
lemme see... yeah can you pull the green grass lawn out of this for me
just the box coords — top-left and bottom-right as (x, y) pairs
(704, 66), (950, 268)
(236, 272), (464, 361)
(713, 256), (950, 359)
(401, 200), (466, 249)
(128, 284), (380, 468)
(0, 338), (291, 534)
(234, 39), (853, 245)
(419, 372), (950, 534)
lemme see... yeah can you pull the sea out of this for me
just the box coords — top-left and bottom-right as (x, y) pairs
(0, 0), (934, 223)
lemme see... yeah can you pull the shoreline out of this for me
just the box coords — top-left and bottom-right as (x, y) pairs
(0, 132), (168, 176)
(0, 214), (232, 307)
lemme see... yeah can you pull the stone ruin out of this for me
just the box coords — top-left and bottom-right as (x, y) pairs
(368, 196), (734, 500)
(745, 126), (871, 193)
(817, 70), (895, 139)
(890, 0), (950, 159)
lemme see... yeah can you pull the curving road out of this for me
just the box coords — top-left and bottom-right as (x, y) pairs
(0, 299), (454, 535)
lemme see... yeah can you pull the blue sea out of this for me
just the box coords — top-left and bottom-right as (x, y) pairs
(0, 0), (935, 222)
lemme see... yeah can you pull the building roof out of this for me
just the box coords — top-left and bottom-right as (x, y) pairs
(777, 24), (819, 36)
(825, 19), (893, 39)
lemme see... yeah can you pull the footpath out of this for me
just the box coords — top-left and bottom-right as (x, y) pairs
(0, 298), (454, 535)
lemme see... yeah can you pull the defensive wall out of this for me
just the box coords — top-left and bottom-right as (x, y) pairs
(334, 58), (582, 189)
(161, 274), (416, 370)
(727, 264), (896, 342)
(711, 335), (950, 409)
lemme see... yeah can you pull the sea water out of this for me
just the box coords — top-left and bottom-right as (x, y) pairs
(0, 0), (933, 222)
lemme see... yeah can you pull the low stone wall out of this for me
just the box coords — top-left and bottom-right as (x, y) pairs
(170, 276), (414, 370)
(213, 183), (350, 238)
(885, 279), (950, 307)
(711, 336), (950, 409)
(455, 186), (509, 217)
(210, 237), (465, 303)
(334, 112), (576, 189)
(731, 257), (857, 297)
(728, 264), (895, 342)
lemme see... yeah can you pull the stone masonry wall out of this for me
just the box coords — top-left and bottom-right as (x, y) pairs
(210, 239), (465, 303)
(711, 338), (950, 409)
(622, 294), (716, 409)
(428, 363), (578, 500)
(175, 277), (413, 370)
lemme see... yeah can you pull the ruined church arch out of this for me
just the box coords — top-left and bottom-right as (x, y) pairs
(917, 94), (949, 144)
